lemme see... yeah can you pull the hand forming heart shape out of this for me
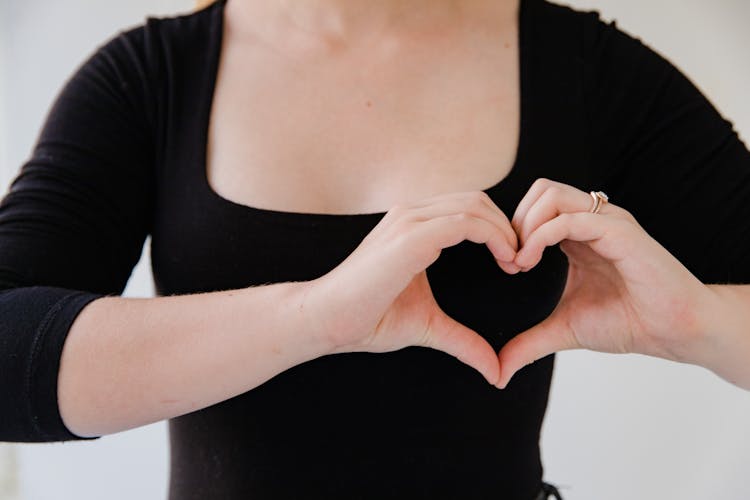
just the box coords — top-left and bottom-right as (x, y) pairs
(308, 177), (719, 391)
(495, 177), (717, 389)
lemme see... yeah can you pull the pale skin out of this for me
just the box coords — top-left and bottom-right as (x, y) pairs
(57, 0), (749, 438)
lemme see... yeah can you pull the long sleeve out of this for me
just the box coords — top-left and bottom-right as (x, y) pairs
(583, 12), (750, 286)
(0, 24), (157, 442)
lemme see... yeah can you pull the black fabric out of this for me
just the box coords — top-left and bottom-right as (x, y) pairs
(1, 0), (749, 498)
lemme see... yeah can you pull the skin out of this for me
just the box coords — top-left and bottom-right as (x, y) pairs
(59, 0), (525, 437)
(216, 0), (750, 389)
(207, 0), (520, 215)
(498, 178), (749, 390)
(306, 178), (750, 392)
(58, 0), (749, 438)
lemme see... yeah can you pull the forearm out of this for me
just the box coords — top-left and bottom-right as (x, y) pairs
(685, 284), (750, 391)
(58, 280), (330, 437)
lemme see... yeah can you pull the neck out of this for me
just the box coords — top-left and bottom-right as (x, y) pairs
(227, 0), (509, 53)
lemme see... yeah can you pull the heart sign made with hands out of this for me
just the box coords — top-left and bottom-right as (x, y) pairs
(309, 177), (718, 391)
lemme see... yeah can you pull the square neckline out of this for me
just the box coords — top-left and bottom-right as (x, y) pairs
(196, 0), (532, 222)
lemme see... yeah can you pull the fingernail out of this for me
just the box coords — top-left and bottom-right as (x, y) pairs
(514, 255), (529, 272)
(497, 260), (521, 274)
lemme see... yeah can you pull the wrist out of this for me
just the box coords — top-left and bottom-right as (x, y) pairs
(235, 279), (338, 365)
(675, 283), (750, 389)
(280, 278), (339, 357)
(290, 273), (373, 356)
(669, 284), (725, 365)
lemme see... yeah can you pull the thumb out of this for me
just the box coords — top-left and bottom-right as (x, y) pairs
(496, 312), (578, 389)
(422, 308), (501, 387)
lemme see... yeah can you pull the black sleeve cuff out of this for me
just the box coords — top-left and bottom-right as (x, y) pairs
(1, 286), (106, 442)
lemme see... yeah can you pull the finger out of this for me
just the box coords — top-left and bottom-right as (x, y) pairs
(517, 185), (598, 246)
(410, 212), (518, 267)
(423, 307), (501, 386)
(518, 189), (632, 249)
(362, 211), (521, 301)
(408, 191), (519, 254)
(497, 259), (522, 275)
(510, 177), (560, 233)
(514, 212), (630, 271)
(495, 312), (579, 389)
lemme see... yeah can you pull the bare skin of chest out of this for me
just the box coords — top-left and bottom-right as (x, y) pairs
(206, 3), (520, 215)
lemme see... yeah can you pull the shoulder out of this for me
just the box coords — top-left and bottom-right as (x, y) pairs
(84, 0), (224, 76)
(518, 0), (674, 103)
(527, 1), (715, 136)
(527, 0), (664, 67)
(60, 1), (224, 135)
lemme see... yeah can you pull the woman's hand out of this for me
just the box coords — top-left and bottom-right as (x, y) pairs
(304, 191), (521, 387)
(497, 178), (717, 388)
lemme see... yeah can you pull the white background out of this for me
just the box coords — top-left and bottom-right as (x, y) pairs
(1, 1), (749, 499)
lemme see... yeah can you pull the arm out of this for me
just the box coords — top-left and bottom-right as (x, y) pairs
(497, 9), (750, 391)
(687, 284), (750, 391)
(60, 188), (526, 438)
(0, 23), (209, 442)
(57, 280), (331, 438)
(1, 22), (512, 442)
(583, 12), (750, 388)
(0, 25), (332, 439)
(494, 176), (750, 391)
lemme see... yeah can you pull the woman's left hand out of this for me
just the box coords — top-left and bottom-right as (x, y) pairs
(496, 178), (716, 389)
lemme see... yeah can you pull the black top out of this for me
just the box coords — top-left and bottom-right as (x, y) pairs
(2, 0), (750, 498)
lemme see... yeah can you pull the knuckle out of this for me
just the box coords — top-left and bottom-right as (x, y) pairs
(606, 218), (631, 239)
(535, 188), (554, 209)
(545, 185), (563, 200)
(558, 212), (574, 223)
(620, 208), (638, 225)
(388, 203), (406, 217)
(454, 212), (473, 223)
(479, 191), (494, 204)
(617, 217), (636, 234)
(531, 177), (552, 190)
(469, 193), (487, 212)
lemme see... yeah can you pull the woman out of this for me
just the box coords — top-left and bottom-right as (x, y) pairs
(1, 0), (749, 499)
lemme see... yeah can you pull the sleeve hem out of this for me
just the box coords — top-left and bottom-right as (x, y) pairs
(26, 289), (107, 441)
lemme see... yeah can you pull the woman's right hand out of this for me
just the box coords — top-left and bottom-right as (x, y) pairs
(303, 191), (521, 387)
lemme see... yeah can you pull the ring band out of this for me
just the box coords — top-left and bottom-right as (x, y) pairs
(589, 190), (609, 214)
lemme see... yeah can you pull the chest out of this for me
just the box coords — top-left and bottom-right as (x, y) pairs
(205, 24), (520, 215)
